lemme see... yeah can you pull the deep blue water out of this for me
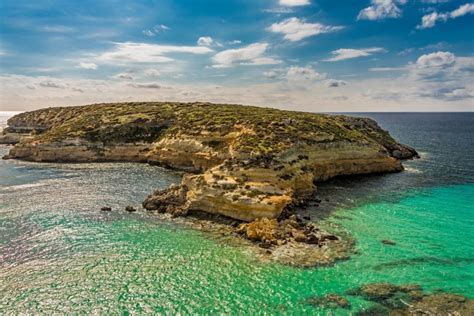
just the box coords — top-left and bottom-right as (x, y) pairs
(313, 112), (474, 212)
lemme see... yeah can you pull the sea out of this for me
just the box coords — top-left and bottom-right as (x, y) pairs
(0, 111), (473, 314)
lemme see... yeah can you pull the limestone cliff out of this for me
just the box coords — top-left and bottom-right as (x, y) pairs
(4, 102), (418, 221)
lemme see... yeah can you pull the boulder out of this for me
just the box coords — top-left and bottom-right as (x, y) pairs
(237, 218), (278, 244)
(143, 185), (189, 216)
(125, 206), (137, 213)
(381, 239), (396, 246)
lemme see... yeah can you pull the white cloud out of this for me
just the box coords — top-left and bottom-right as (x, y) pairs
(397, 42), (451, 56)
(42, 25), (75, 33)
(279, 0), (310, 6)
(112, 73), (135, 80)
(369, 67), (406, 72)
(1, 71), (472, 112)
(451, 3), (474, 18)
(325, 47), (385, 62)
(264, 7), (294, 14)
(155, 24), (170, 31)
(268, 17), (343, 42)
(442, 88), (474, 100)
(263, 70), (280, 79)
(144, 69), (161, 77)
(211, 43), (281, 68)
(419, 12), (448, 29)
(39, 80), (67, 89)
(263, 66), (327, 82)
(142, 30), (155, 37)
(416, 51), (456, 68)
(227, 40), (242, 45)
(94, 42), (213, 64)
(197, 36), (214, 47)
(325, 79), (347, 87)
(128, 83), (163, 89)
(418, 3), (474, 29)
(420, 0), (449, 3)
(25, 78), (84, 94)
(241, 57), (281, 66)
(142, 24), (170, 36)
(404, 51), (474, 102)
(357, 0), (408, 21)
(286, 66), (326, 81)
(77, 62), (98, 70)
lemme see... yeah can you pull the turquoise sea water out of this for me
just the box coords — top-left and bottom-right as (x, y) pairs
(0, 112), (473, 314)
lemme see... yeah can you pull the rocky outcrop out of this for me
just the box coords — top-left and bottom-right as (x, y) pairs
(0, 132), (25, 145)
(336, 116), (419, 160)
(142, 185), (190, 216)
(236, 216), (340, 247)
(4, 102), (418, 222)
(147, 209), (354, 267)
(4, 139), (152, 162)
(348, 283), (474, 315)
(143, 143), (407, 221)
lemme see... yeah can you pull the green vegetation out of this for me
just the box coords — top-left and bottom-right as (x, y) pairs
(8, 102), (404, 155)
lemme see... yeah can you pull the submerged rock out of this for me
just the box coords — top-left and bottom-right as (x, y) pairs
(349, 282), (474, 315)
(358, 283), (399, 300)
(232, 216), (351, 267)
(408, 293), (474, 315)
(357, 304), (391, 316)
(304, 294), (351, 309)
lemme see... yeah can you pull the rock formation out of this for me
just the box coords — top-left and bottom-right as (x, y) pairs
(4, 102), (418, 222)
(348, 283), (474, 315)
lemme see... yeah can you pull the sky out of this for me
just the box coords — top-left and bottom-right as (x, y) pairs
(0, 0), (473, 112)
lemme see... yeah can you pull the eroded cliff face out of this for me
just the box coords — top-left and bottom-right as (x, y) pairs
(143, 142), (406, 221)
(3, 102), (418, 222)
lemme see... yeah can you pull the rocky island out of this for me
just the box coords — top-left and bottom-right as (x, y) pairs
(2, 102), (418, 266)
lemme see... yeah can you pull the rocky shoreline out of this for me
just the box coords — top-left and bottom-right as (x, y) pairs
(2, 102), (419, 267)
(142, 196), (354, 267)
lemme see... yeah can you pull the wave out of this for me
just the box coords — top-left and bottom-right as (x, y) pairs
(404, 166), (422, 174)
(0, 181), (52, 192)
(417, 151), (430, 159)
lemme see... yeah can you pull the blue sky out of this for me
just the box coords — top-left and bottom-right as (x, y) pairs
(0, 0), (473, 111)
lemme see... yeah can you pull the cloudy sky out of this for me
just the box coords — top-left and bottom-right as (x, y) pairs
(0, 0), (473, 112)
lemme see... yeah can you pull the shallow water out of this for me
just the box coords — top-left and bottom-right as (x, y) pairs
(0, 112), (473, 314)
